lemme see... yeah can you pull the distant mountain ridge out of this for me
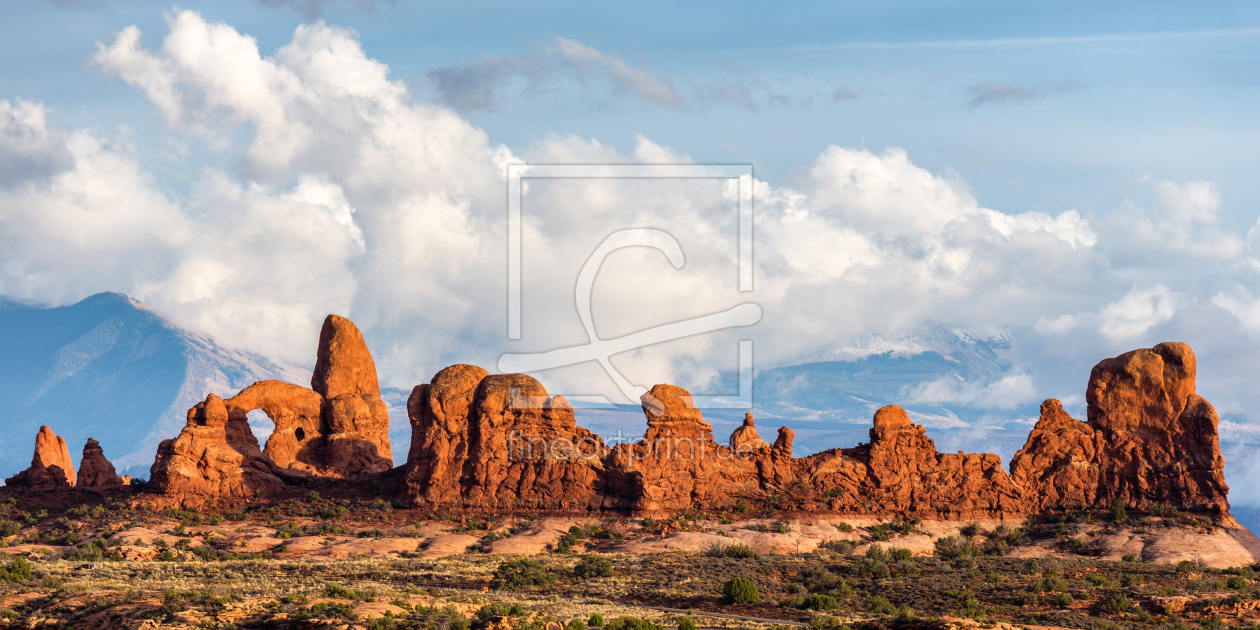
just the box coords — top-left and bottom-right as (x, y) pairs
(0, 292), (308, 479)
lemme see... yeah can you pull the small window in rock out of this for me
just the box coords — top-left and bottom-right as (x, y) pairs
(295, 427), (306, 441)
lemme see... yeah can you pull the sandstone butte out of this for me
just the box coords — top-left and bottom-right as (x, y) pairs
(8, 312), (1232, 522)
(77, 438), (125, 488)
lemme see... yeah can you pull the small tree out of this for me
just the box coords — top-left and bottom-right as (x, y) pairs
(491, 559), (556, 590)
(678, 617), (697, 630)
(722, 578), (759, 604)
(574, 555), (613, 579)
(588, 613), (605, 627)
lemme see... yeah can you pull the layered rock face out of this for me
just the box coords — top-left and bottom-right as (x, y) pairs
(405, 368), (607, 510)
(149, 315), (392, 501)
(1011, 342), (1229, 513)
(397, 341), (1231, 517)
(4, 426), (76, 489)
(77, 438), (124, 488)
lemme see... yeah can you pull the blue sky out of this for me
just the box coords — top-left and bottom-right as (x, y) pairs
(3, 0), (1260, 483)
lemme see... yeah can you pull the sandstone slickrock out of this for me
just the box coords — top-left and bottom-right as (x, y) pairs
(1010, 342), (1229, 513)
(149, 314), (392, 500)
(4, 426), (75, 489)
(77, 438), (124, 488)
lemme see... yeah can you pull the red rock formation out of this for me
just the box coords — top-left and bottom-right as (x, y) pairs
(404, 368), (606, 509)
(149, 314), (393, 501)
(1010, 342), (1229, 513)
(729, 414), (770, 452)
(312, 314), (380, 399)
(225, 381), (324, 471)
(77, 438), (124, 488)
(149, 394), (294, 502)
(4, 426), (75, 489)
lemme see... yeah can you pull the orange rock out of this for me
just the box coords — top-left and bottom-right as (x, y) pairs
(77, 438), (124, 488)
(4, 426), (75, 489)
(226, 381), (324, 470)
(1010, 342), (1229, 513)
(729, 413), (770, 451)
(311, 314), (380, 399)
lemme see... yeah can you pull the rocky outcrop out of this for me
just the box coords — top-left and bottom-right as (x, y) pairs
(1010, 342), (1229, 513)
(729, 414), (770, 452)
(149, 394), (294, 502)
(149, 314), (392, 501)
(4, 426), (75, 489)
(404, 369), (607, 510)
(77, 438), (124, 488)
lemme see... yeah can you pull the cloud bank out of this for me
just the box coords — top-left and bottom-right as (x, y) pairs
(2, 11), (1260, 421)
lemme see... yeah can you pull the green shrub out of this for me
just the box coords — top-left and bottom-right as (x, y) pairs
(1015, 592), (1039, 606)
(959, 523), (981, 537)
(1102, 594), (1131, 614)
(323, 584), (377, 601)
(890, 547), (913, 561)
(0, 556), (30, 583)
(1110, 500), (1128, 523)
(801, 594), (839, 611)
(865, 543), (888, 562)
(960, 598), (985, 621)
(1121, 574), (1144, 588)
(492, 559), (556, 590)
(293, 602), (356, 621)
(722, 577), (759, 604)
(0, 520), (20, 538)
(836, 522), (852, 532)
(588, 613), (605, 627)
(1122, 553), (1139, 562)
(985, 572), (1002, 584)
(604, 617), (661, 630)
(864, 595), (895, 615)
(1227, 576), (1246, 590)
(724, 543), (761, 559)
(1176, 560), (1201, 573)
(574, 555), (613, 579)
(934, 535), (977, 560)
(820, 540), (854, 555)
(677, 618), (696, 630)
(1050, 592), (1073, 608)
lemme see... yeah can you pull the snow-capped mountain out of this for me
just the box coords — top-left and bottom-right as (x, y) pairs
(0, 292), (309, 479)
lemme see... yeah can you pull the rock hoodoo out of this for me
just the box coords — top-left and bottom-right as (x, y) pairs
(1010, 342), (1229, 513)
(77, 438), (124, 488)
(4, 426), (76, 489)
(148, 315), (392, 501)
(729, 413), (770, 451)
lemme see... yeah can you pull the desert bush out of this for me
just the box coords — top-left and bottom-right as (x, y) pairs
(1227, 576), (1247, 590)
(985, 572), (1002, 584)
(1122, 553), (1139, 562)
(604, 617), (661, 630)
(889, 547), (913, 561)
(588, 613), (605, 627)
(835, 522), (852, 532)
(677, 618), (696, 630)
(0, 556), (31, 583)
(934, 535), (977, 560)
(492, 559), (556, 590)
(865, 543), (888, 562)
(574, 555), (613, 579)
(724, 543), (761, 559)
(1015, 592), (1039, 606)
(801, 593), (839, 610)
(820, 540), (854, 555)
(294, 602), (356, 621)
(960, 598), (986, 621)
(723, 577), (759, 604)
(1121, 573), (1144, 588)
(0, 520), (20, 538)
(1176, 559), (1203, 573)
(1051, 592), (1074, 608)
(1110, 500), (1129, 522)
(864, 595), (896, 615)
(324, 584), (377, 601)
(1101, 594), (1131, 614)
(959, 523), (981, 537)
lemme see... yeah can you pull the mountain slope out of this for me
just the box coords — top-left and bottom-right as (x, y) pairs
(0, 292), (308, 479)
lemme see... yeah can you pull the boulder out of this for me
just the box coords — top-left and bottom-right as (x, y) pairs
(77, 438), (124, 488)
(1010, 342), (1229, 513)
(728, 414), (770, 451)
(4, 426), (75, 489)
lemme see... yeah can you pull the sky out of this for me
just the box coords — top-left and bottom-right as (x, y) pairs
(3, 1), (1260, 480)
